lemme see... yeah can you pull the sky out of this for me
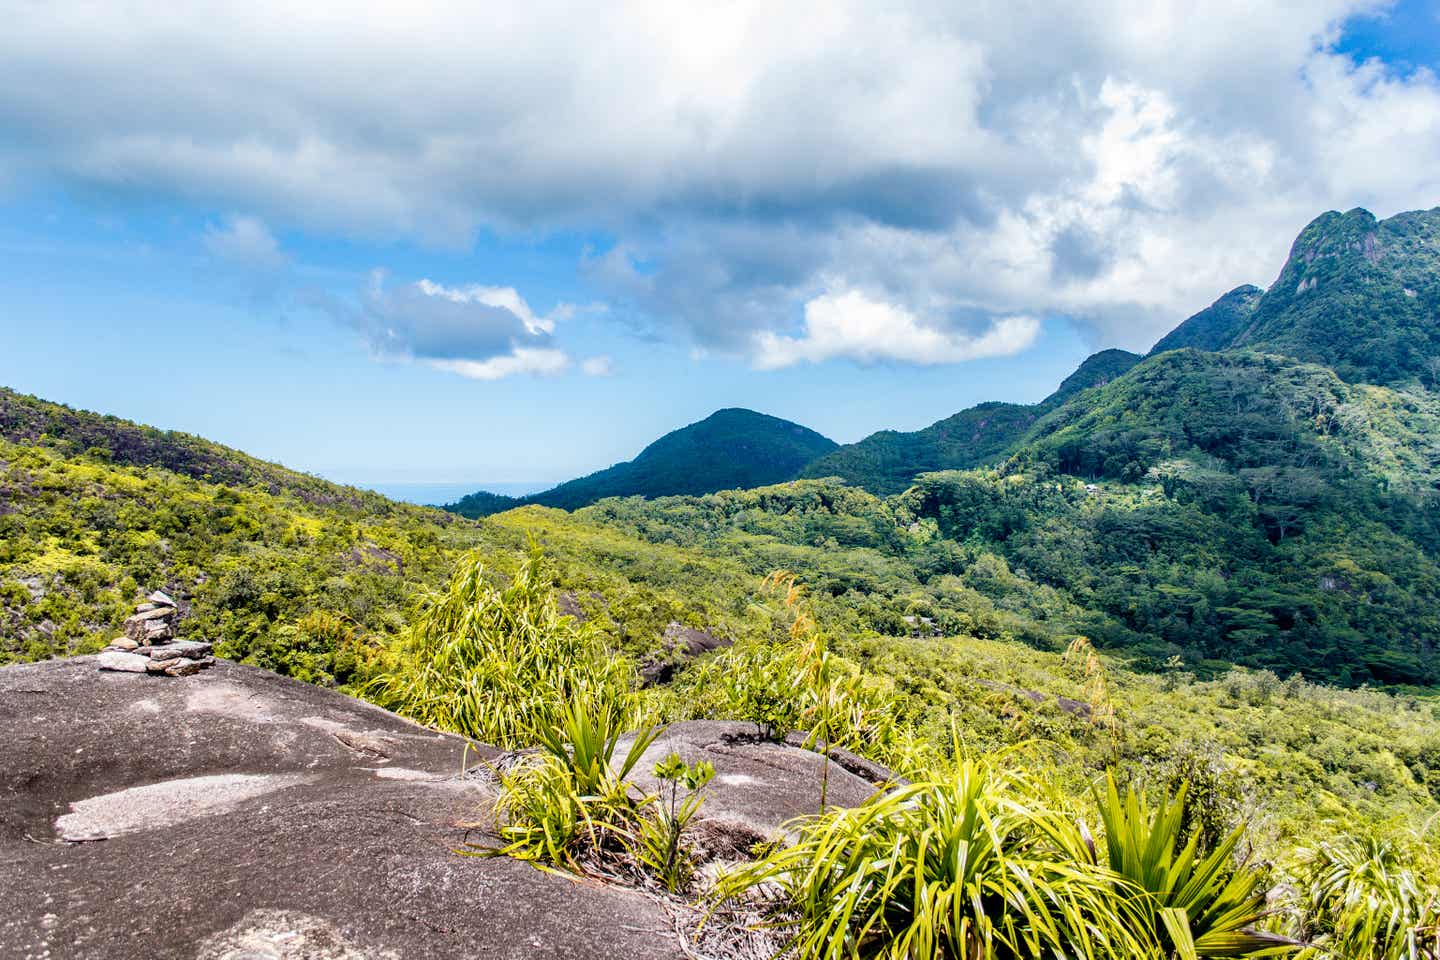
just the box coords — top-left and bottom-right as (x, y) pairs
(2, 1), (1438, 495)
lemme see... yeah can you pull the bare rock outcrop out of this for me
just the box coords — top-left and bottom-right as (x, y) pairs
(0, 657), (882, 959)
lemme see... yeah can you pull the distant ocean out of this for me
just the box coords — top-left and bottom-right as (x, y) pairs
(348, 481), (550, 507)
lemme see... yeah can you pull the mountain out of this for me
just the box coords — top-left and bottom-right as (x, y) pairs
(1148, 208), (1440, 385)
(805, 205), (1440, 497)
(1147, 284), (1263, 355)
(798, 402), (1040, 496)
(799, 349), (1142, 495)
(1042, 348), (1144, 405)
(0, 387), (381, 509)
(448, 408), (837, 517)
(1234, 207), (1440, 385)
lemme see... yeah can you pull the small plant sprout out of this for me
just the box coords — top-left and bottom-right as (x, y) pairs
(640, 752), (716, 893)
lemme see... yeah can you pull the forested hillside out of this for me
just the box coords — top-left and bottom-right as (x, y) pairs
(448, 408), (836, 517)
(799, 349), (1143, 494)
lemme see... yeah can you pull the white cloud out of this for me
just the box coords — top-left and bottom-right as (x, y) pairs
(581, 355), (614, 376)
(429, 348), (571, 380)
(414, 280), (565, 335)
(3, 1), (1438, 357)
(202, 215), (285, 269)
(753, 289), (1040, 369)
(344, 274), (576, 380)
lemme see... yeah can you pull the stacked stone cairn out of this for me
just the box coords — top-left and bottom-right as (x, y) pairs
(96, 590), (215, 677)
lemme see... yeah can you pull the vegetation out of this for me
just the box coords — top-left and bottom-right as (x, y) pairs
(448, 408), (837, 516)
(485, 694), (660, 874)
(801, 349), (1141, 495)
(1149, 285), (1263, 356)
(7, 198), (1440, 957)
(1294, 833), (1440, 960)
(365, 547), (639, 746)
(1234, 208), (1440, 387)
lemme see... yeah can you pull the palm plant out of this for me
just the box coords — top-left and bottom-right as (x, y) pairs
(1094, 774), (1297, 959)
(487, 697), (660, 870)
(1294, 834), (1439, 960)
(719, 756), (1155, 959)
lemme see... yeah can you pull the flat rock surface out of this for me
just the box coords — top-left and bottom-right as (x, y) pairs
(0, 658), (691, 960)
(627, 720), (888, 837)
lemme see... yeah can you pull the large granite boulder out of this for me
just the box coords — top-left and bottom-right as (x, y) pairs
(0, 657), (882, 959)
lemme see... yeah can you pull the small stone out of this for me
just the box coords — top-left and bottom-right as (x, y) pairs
(134, 602), (160, 613)
(107, 637), (139, 652)
(148, 590), (177, 607)
(146, 658), (170, 673)
(124, 607), (176, 641)
(98, 651), (151, 673)
(127, 606), (176, 624)
(142, 620), (175, 642)
(149, 640), (213, 661)
(163, 658), (204, 677)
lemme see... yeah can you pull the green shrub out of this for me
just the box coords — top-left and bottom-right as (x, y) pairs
(366, 546), (638, 747)
(719, 756), (1154, 959)
(1095, 774), (1293, 958)
(487, 697), (660, 871)
(637, 752), (715, 893)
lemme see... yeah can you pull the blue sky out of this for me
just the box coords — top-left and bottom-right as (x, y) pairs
(2, 1), (1437, 495)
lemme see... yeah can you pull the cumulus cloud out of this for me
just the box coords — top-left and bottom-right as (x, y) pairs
(753, 290), (1039, 369)
(3, 1), (1439, 358)
(347, 274), (574, 380)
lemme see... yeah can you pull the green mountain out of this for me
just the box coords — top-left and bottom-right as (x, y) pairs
(0, 387), (375, 507)
(799, 349), (1142, 495)
(1147, 284), (1262, 355)
(798, 402), (1040, 496)
(448, 408), (837, 517)
(1148, 208), (1440, 385)
(1233, 207), (1440, 385)
(805, 205), (1440, 497)
(1043, 347), (1145, 405)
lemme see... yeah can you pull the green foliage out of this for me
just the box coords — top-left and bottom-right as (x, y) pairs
(637, 752), (715, 893)
(365, 547), (638, 747)
(1095, 775), (1291, 958)
(720, 754), (1156, 959)
(488, 697), (660, 870)
(1293, 834), (1440, 960)
(487, 700), (718, 894)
